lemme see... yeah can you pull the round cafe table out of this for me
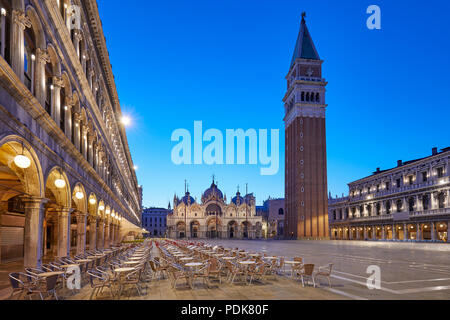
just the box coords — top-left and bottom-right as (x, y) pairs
(221, 257), (235, 260)
(114, 267), (136, 298)
(185, 262), (204, 289)
(37, 271), (64, 278)
(284, 261), (302, 276)
(75, 259), (92, 263)
(128, 257), (142, 261)
(180, 257), (194, 261)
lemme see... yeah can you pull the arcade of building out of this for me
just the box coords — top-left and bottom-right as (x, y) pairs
(0, 0), (142, 268)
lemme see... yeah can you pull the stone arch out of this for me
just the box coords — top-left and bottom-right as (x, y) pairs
(0, 134), (44, 200)
(44, 166), (71, 207)
(87, 192), (97, 216)
(25, 5), (46, 50)
(46, 43), (61, 76)
(61, 71), (72, 96)
(71, 182), (87, 213)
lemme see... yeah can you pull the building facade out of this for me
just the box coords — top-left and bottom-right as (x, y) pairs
(142, 207), (170, 237)
(329, 147), (450, 242)
(284, 14), (328, 239)
(167, 180), (263, 239)
(259, 198), (285, 239)
(0, 0), (142, 267)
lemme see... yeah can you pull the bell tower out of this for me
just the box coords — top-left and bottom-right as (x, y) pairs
(284, 13), (329, 239)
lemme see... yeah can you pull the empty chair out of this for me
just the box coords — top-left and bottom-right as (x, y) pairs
(8, 272), (38, 300)
(27, 274), (60, 300)
(314, 263), (333, 288)
(87, 270), (115, 300)
(296, 264), (315, 287)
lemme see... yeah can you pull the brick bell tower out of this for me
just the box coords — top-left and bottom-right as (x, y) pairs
(284, 13), (329, 239)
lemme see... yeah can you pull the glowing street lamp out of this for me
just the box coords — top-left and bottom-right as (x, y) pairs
(14, 143), (31, 169)
(54, 170), (66, 189)
(75, 191), (84, 200)
(89, 198), (96, 205)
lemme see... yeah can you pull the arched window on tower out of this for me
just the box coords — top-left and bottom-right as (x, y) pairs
(301, 92), (304, 101)
(306, 92), (310, 102)
(316, 92), (320, 103)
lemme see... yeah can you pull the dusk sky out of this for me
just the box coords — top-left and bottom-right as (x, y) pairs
(97, 0), (450, 208)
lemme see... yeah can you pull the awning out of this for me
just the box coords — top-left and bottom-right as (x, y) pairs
(120, 218), (150, 235)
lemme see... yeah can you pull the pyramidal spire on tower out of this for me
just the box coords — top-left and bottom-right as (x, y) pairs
(290, 12), (320, 67)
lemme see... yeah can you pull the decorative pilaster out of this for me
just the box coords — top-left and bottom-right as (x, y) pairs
(97, 218), (105, 249)
(36, 48), (50, 107)
(52, 76), (64, 126)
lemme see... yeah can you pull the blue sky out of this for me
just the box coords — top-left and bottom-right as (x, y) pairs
(97, 0), (450, 208)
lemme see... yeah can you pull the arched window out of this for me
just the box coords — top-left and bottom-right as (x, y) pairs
(386, 201), (391, 214)
(60, 87), (66, 132)
(396, 199), (403, 212)
(316, 92), (320, 103)
(408, 197), (415, 212)
(438, 193), (445, 209)
(301, 92), (304, 101)
(306, 92), (310, 102)
(376, 203), (381, 215)
(24, 25), (36, 93)
(0, 1), (12, 64)
(45, 63), (53, 115)
(422, 195), (429, 210)
(278, 208), (284, 215)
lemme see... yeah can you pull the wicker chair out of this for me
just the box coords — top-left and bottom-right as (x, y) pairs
(87, 270), (115, 300)
(27, 274), (60, 300)
(296, 264), (316, 287)
(247, 263), (266, 285)
(314, 263), (333, 288)
(8, 272), (38, 300)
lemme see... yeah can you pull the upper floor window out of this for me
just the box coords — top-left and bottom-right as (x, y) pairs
(278, 208), (284, 215)
(422, 171), (428, 182)
(408, 175), (414, 186)
(437, 167), (444, 178)
(386, 181), (390, 190)
(24, 26), (36, 93)
(0, 2), (12, 64)
(396, 178), (401, 188)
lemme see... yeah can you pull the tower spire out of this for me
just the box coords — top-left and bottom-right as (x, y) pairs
(291, 12), (320, 67)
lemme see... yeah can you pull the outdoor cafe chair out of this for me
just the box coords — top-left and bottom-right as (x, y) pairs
(291, 257), (304, 277)
(314, 263), (333, 288)
(121, 269), (144, 297)
(167, 264), (190, 289)
(27, 274), (60, 300)
(87, 270), (115, 300)
(8, 272), (38, 300)
(296, 264), (316, 287)
(247, 263), (266, 285)
(25, 267), (44, 277)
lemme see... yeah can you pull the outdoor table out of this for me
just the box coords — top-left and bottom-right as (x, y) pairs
(173, 254), (185, 257)
(284, 261), (302, 276)
(114, 267), (136, 298)
(180, 257), (194, 262)
(37, 271), (65, 278)
(185, 262), (204, 288)
(213, 254), (224, 257)
(264, 256), (278, 260)
(60, 264), (79, 269)
(128, 257), (142, 261)
(75, 259), (92, 263)
(248, 254), (260, 257)
(124, 261), (140, 265)
(221, 257), (235, 260)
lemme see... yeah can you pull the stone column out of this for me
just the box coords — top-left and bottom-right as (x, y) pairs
(76, 212), (87, 255)
(97, 218), (104, 249)
(431, 222), (436, 241)
(81, 125), (88, 159)
(11, 10), (31, 81)
(57, 207), (71, 258)
(404, 223), (409, 241)
(88, 216), (97, 251)
(381, 225), (386, 240)
(372, 227), (376, 240)
(417, 223), (422, 241)
(35, 48), (50, 107)
(392, 225), (396, 240)
(104, 219), (110, 248)
(52, 76), (64, 125)
(22, 197), (47, 268)
(73, 113), (81, 150)
(363, 226), (367, 240)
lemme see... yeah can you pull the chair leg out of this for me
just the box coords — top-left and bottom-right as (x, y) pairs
(301, 275), (305, 287)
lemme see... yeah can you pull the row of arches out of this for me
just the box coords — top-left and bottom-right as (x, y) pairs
(0, 135), (124, 266)
(171, 219), (263, 239)
(0, 1), (128, 204)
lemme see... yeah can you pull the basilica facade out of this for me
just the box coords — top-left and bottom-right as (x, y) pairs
(167, 180), (263, 239)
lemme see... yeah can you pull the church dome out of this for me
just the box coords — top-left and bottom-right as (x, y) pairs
(232, 192), (244, 205)
(203, 181), (223, 200)
(181, 192), (195, 205)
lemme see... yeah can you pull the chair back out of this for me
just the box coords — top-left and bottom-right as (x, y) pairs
(303, 264), (315, 276)
(293, 257), (303, 263)
(46, 274), (59, 291)
(9, 273), (21, 289)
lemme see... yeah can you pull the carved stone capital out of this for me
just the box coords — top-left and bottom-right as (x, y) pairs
(37, 48), (51, 64)
(13, 10), (31, 30)
(53, 76), (65, 88)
